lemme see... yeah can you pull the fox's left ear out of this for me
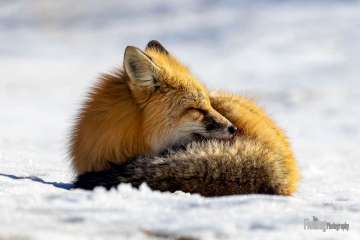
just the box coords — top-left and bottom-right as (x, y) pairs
(145, 40), (169, 55)
(123, 46), (160, 92)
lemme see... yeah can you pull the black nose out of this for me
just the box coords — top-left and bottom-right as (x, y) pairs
(228, 125), (237, 134)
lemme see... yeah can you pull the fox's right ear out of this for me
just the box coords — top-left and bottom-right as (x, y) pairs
(146, 40), (169, 55)
(123, 46), (160, 90)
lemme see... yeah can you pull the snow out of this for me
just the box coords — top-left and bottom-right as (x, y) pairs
(1, 1), (359, 239)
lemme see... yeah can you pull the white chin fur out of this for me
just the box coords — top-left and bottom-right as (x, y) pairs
(151, 131), (194, 154)
(150, 124), (231, 154)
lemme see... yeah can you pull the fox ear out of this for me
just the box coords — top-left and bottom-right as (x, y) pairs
(123, 46), (160, 89)
(145, 40), (169, 55)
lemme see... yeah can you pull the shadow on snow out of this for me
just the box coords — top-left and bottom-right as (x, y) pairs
(0, 172), (73, 190)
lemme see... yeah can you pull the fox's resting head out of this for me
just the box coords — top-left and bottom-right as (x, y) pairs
(124, 40), (237, 153)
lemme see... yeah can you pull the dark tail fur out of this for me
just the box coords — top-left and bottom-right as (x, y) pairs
(74, 137), (292, 196)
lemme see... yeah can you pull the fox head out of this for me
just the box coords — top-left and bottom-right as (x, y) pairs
(124, 40), (237, 153)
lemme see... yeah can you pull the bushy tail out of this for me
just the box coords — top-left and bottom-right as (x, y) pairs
(74, 137), (294, 196)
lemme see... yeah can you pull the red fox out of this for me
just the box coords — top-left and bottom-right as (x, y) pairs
(70, 40), (236, 175)
(72, 40), (299, 196)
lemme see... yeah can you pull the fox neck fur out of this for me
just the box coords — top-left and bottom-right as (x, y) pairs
(70, 71), (150, 174)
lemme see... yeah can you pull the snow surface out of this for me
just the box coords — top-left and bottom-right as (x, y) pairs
(1, 1), (360, 239)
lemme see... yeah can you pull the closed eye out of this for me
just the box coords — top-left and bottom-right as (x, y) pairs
(187, 107), (207, 115)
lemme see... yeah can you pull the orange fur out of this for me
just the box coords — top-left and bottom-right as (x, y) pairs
(210, 92), (299, 194)
(70, 41), (298, 195)
(70, 43), (234, 174)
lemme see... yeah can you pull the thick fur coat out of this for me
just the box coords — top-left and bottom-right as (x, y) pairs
(72, 41), (299, 196)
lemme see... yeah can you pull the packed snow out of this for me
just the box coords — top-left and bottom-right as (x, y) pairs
(0, 1), (359, 239)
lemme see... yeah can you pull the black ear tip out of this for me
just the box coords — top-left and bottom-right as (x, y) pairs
(147, 40), (161, 47)
(146, 40), (168, 54)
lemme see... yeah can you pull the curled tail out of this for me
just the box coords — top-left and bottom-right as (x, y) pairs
(74, 137), (295, 196)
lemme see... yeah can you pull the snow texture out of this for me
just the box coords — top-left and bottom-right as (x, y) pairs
(0, 1), (359, 239)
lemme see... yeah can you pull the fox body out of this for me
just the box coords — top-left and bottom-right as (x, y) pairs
(72, 41), (299, 196)
(70, 41), (235, 175)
